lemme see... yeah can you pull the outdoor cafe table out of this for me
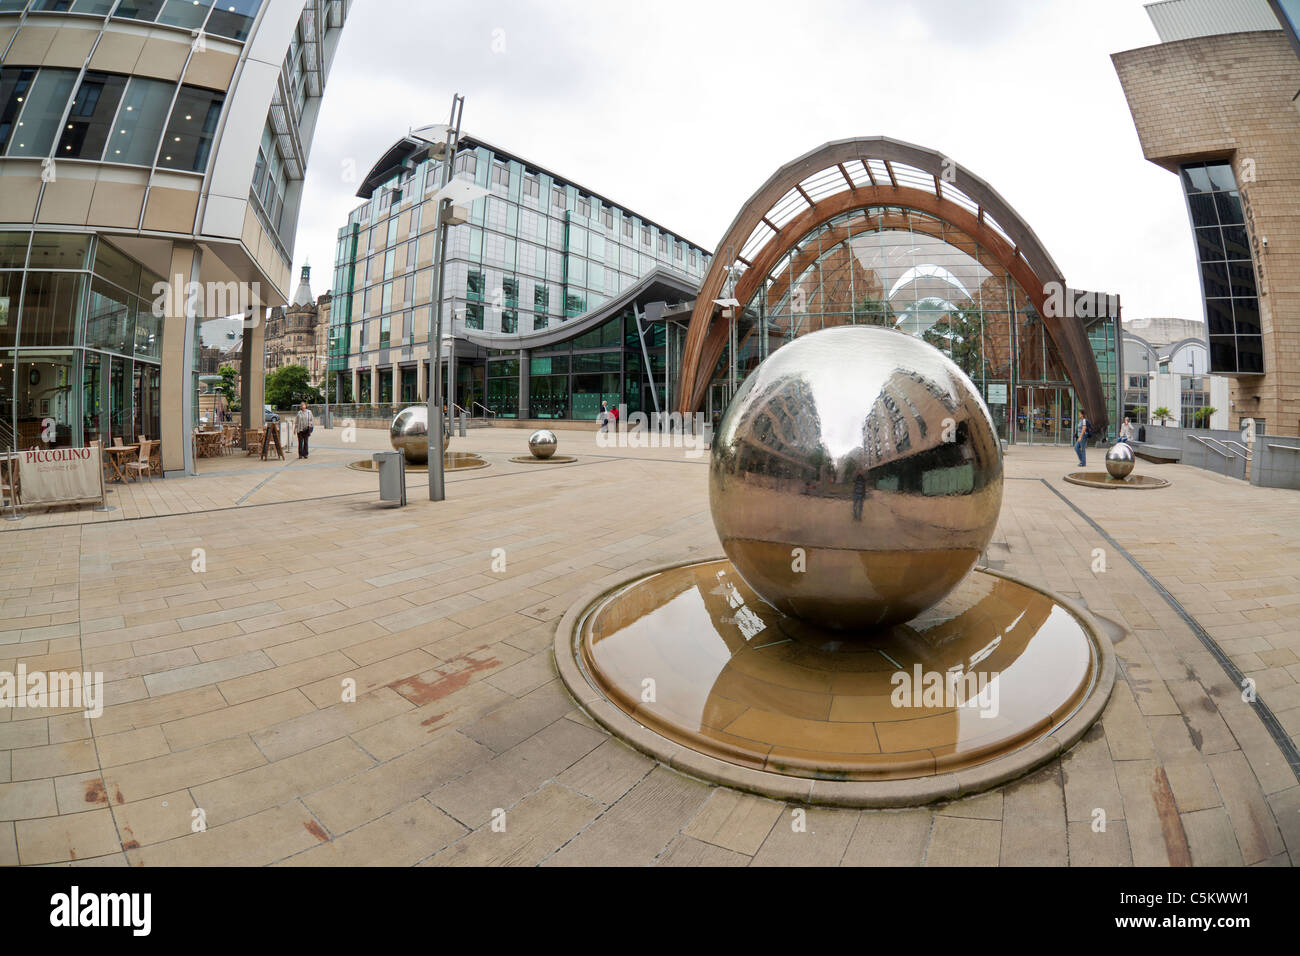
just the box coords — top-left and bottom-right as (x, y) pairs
(104, 444), (139, 483)
(195, 430), (224, 458)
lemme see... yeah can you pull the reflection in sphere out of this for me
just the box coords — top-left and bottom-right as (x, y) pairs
(390, 406), (449, 464)
(709, 325), (1004, 632)
(1105, 441), (1135, 479)
(529, 429), (558, 459)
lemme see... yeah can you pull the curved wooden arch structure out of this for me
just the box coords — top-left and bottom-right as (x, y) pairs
(676, 137), (1107, 429)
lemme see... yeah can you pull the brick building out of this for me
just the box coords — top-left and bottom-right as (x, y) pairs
(1113, 0), (1300, 436)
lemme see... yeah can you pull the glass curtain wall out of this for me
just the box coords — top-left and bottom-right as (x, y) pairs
(734, 206), (1083, 444)
(0, 232), (163, 450)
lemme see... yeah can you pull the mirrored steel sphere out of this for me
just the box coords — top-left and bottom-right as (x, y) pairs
(709, 325), (1004, 631)
(528, 429), (558, 459)
(390, 406), (449, 465)
(1105, 441), (1135, 479)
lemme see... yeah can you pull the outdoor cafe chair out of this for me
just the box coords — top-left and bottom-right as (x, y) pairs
(126, 440), (153, 482)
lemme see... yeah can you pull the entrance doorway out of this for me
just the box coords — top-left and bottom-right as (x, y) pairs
(1014, 386), (1074, 445)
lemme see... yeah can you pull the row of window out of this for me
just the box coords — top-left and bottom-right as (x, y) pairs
(0, 233), (165, 358)
(0, 66), (223, 172)
(1, 0), (264, 42)
(1180, 161), (1263, 377)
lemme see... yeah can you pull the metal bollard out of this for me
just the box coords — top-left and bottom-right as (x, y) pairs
(373, 451), (407, 506)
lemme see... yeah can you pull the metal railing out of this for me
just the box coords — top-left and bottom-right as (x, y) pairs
(1221, 439), (1253, 461)
(1266, 443), (1300, 453)
(1187, 435), (1235, 459)
(470, 402), (497, 419)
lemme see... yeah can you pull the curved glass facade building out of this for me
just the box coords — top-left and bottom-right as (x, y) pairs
(0, 0), (351, 473)
(678, 138), (1119, 444)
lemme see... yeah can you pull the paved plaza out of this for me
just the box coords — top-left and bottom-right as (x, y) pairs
(0, 427), (1297, 867)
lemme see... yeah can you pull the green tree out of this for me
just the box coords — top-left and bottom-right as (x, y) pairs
(217, 364), (240, 413)
(1193, 406), (1218, 428)
(265, 364), (321, 409)
(853, 295), (896, 327)
(1153, 406), (1173, 426)
(923, 308), (985, 380)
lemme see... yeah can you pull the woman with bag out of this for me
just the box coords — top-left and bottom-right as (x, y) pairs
(296, 401), (314, 459)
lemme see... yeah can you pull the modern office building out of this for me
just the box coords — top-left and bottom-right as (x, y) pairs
(1122, 316), (1230, 429)
(0, 0), (351, 473)
(1114, 0), (1300, 436)
(331, 133), (712, 420)
(675, 137), (1121, 444)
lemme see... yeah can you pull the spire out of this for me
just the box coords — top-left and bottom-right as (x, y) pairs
(291, 263), (314, 308)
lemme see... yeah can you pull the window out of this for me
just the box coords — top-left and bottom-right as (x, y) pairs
(1180, 160), (1263, 376)
(205, 0), (264, 41)
(622, 219), (633, 239)
(492, 162), (509, 187)
(576, 197), (591, 218)
(467, 269), (485, 300)
(455, 151), (477, 176)
(158, 0), (214, 29)
(464, 303), (483, 330)
(601, 208), (613, 229)
(103, 76), (173, 165)
(5, 68), (77, 157)
(552, 186), (565, 209)
(502, 276), (518, 306)
(641, 225), (651, 246)
(523, 175), (539, 198)
(534, 284), (549, 316)
(658, 234), (668, 254)
(380, 315), (390, 348)
(502, 310), (517, 334)
(674, 243), (682, 260)
(59, 72), (128, 160)
(0, 68), (36, 155)
(1179, 375), (1210, 428)
(158, 86), (224, 172)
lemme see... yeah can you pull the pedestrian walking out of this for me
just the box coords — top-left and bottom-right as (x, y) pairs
(296, 401), (314, 459)
(1074, 409), (1090, 467)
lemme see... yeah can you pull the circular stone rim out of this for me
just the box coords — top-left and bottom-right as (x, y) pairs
(553, 555), (1117, 808)
(346, 455), (491, 473)
(508, 455), (579, 464)
(1064, 472), (1170, 490)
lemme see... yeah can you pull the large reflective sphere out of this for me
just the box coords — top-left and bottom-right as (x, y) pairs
(528, 429), (558, 459)
(390, 406), (449, 465)
(710, 325), (1004, 631)
(1105, 441), (1135, 479)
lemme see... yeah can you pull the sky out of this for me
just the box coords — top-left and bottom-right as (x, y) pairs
(289, 0), (1203, 324)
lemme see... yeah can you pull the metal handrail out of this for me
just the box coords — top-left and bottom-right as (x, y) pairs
(471, 402), (497, 419)
(1187, 435), (1235, 460)
(1221, 439), (1253, 461)
(1266, 442), (1300, 453)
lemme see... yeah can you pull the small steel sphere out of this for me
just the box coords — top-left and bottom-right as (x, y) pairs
(529, 429), (558, 459)
(1105, 441), (1135, 479)
(709, 325), (1004, 631)
(390, 407), (450, 464)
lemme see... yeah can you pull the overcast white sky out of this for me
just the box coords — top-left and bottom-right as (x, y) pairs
(289, 0), (1203, 323)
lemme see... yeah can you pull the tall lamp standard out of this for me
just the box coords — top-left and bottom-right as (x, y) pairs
(409, 96), (488, 501)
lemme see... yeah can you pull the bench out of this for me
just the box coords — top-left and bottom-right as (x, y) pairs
(1129, 441), (1181, 464)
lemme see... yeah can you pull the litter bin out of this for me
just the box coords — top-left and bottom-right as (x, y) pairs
(1138, 425), (1147, 443)
(373, 451), (407, 506)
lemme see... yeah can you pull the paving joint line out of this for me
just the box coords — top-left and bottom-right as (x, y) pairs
(1019, 475), (1300, 784)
